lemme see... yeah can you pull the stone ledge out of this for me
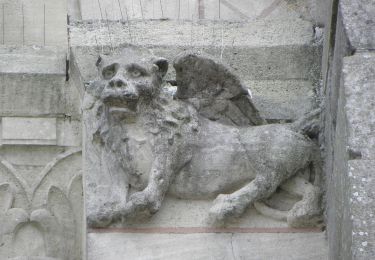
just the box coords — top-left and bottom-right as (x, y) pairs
(0, 117), (81, 147)
(0, 46), (66, 75)
(89, 227), (323, 234)
(88, 232), (328, 260)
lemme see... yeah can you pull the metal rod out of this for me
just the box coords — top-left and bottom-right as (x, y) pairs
(97, 0), (103, 20)
(190, 15), (193, 47)
(105, 9), (113, 51)
(124, 1), (129, 20)
(139, 0), (144, 20)
(187, 0), (190, 20)
(22, 4), (24, 45)
(124, 4), (133, 43)
(117, 0), (124, 20)
(43, 4), (46, 45)
(131, 0), (135, 17)
(178, 0), (180, 20)
(159, 0), (164, 18)
(2, 4), (4, 44)
(220, 24), (224, 60)
(198, 0), (204, 19)
(218, 0), (221, 20)
(152, 0), (155, 19)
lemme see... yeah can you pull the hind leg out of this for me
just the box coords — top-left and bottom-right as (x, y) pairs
(252, 176), (323, 227)
(209, 170), (285, 224)
(284, 177), (322, 227)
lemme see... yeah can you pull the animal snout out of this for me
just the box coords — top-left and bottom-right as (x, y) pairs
(109, 78), (127, 88)
(124, 92), (134, 98)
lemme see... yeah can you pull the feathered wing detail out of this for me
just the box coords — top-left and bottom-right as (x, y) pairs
(173, 51), (265, 126)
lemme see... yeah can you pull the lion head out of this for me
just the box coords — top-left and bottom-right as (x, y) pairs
(94, 47), (169, 112)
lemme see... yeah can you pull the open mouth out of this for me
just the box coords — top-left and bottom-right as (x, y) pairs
(101, 93), (139, 111)
(108, 106), (137, 122)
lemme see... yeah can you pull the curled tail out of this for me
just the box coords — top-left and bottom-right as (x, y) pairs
(290, 108), (321, 138)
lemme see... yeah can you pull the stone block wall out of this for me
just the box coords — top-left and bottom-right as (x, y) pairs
(0, 0), (67, 46)
(0, 46), (83, 259)
(322, 0), (375, 259)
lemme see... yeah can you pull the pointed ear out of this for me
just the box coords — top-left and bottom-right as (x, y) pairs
(153, 58), (169, 78)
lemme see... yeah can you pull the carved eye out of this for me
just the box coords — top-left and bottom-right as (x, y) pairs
(131, 70), (141, 78)
(102, 63), (119, 80)
(126, 64), (148, 78)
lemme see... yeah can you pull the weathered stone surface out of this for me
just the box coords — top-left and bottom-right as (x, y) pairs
(323, 15), (375, 257)
(336, 53), (375, 259)
(0, 0), (67, 47)
(56, 118), (82, 147)
(0, 46), (66, 74)
(0, 46), (81, 119)
(173, 51), (264, 126)
(348, 160), (375, 259)
(342, 53), (375, 160)
(107, 196), (290, 228)
(87, 232), (328, 260)
(321, 3), (353, 259)
(340, 0), (375, 50)
(0, 47), (66, 117)
(1, 117), (57, 145)
(249, 79), (316, 121)
(0, 43), (82, 259)
(83, 47), (323, 229)
(0, 148), (82, 259)
(78, 0), (327, 24)
(69, 18), (322, 82)
(0, 117), (81, 147)
(71, 44), (320, 121)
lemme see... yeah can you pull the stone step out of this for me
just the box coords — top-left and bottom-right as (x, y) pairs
(88, 232), (328, 260)
(0, 46), (79, 118)
(71, 45), (316, 120)
(248, 80), (316, 121)
(69, 18), (321, 82)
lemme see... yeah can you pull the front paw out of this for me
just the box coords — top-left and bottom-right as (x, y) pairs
(122, 192), (161, 220)
(208, 194), (244, 225)
(87, 210), (113, 228)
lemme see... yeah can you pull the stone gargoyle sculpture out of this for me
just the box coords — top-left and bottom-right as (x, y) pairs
(83, 46), (323, 228)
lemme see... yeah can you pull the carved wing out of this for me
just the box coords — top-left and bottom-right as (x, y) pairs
(173, 51), (265, 126)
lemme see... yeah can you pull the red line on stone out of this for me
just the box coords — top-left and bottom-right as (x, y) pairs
(89, 227), (323, 234)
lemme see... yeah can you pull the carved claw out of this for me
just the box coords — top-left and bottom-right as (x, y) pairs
(87, 207), (114, 228)
(208, 194), (245, 225)
(120, 191), (161, 221)
(287, 187), (323, 228)
(253, 187), (323, 228)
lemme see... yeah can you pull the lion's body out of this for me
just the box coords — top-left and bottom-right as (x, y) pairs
(84, 47), (322, 228)
(101, 97), (317, 201)
(171, 120), (316, 199)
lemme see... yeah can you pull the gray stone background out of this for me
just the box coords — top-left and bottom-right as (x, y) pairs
(0, 0), (374, 259)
